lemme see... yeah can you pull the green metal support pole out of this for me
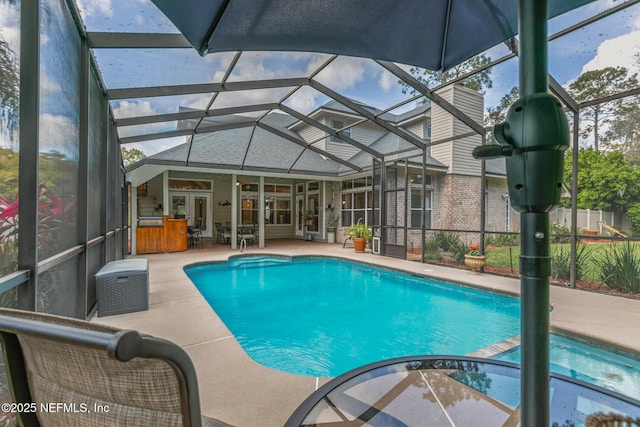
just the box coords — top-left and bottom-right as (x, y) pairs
(520, 213), (550, 426)
(520, 0), (548, 95)
(519, 1), (551, 425)
(475, 1), (570, 425)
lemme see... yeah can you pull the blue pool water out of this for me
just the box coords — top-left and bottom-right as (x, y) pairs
(184, 255), (521, 376)
(495, 334), (640, 400)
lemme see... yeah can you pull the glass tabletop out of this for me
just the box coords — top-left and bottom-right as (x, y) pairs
(285, 356), (640, 427)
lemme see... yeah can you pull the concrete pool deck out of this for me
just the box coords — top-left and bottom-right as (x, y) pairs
(92, 240), (640, 427)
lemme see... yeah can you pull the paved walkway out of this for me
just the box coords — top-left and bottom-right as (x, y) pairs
(93, 240), (640, 427)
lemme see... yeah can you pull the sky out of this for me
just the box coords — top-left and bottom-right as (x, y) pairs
(1, 0), (640, 154)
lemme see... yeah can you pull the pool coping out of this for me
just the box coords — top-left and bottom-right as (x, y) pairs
(92, 241), (640, 427)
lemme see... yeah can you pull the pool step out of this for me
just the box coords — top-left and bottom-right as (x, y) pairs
(467, 335), (521, 359)
(228, 256), (291, 269)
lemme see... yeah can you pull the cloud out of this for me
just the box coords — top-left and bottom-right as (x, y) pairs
(225, 52), (331, 83)
(112, 101), (180, 138)
(75, 0), (113, 18)
(581, 20), (640, 75)
(123, 137), (186, 157)
(287, 89), (322, 115)
(313, 56), (368, 90)
(112, 100), (158, 119)
(212, 87), (294, 109)
(39, 113), (79, 154)
(0, 2), (20, 53)
(378, 70), (395, 92)
(40, 73), (62, 99)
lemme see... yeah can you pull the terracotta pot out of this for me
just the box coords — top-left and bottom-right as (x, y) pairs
(353, 237), (367, 253)
(464, 254), (486, 274)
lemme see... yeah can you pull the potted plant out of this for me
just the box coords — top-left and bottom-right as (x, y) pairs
(304, 210), (315, 226)
(346, 219), (371, 253)
(463, 243), (485, 274)
(326, 211), (339, 231)
(326, 211), (339, 244)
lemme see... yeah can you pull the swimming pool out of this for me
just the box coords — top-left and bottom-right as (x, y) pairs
(495, 333), (640, 400)
(184, 255), (521, 377)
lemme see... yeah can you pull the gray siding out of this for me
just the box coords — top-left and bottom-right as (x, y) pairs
(327, 121), (380, 160)
(430, 85), (484, 176)
(403, 120), (425, 139)
(430, 86), (454, 168)
(451, 86), (483, 176)
(298, 124), (327, 151)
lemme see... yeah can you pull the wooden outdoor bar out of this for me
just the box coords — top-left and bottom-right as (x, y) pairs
(136, 216), (188, 254)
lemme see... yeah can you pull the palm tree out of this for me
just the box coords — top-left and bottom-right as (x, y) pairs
(0, 0), (20, 138)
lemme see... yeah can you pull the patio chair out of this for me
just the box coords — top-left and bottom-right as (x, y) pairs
(187, 217), (204, 249)
(237, 225), (257, 245)
(586, 412), (640, 426)
(0, 307), (228, 427)
(214, 222), (231, 244)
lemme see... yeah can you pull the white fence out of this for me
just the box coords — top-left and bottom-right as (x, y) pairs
(550, 207), (631, 236)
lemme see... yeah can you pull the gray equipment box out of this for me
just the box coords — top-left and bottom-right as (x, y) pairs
(96, 259), (149, 317)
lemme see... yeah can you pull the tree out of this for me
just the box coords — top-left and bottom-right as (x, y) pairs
(122, 147), (146, 166)
(0, 30), (19, 138)
(563, 148), (640, 213)
(603, 100), (640, 165)
(568, 67), (639, 152)
(399, 54), (493, 100)
(0, 147), (19, 200)
(484, 86), (519, 129)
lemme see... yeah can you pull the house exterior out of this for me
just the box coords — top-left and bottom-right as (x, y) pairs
(127, 85), (517, 256)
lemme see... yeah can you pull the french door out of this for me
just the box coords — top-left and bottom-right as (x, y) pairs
(295, 194), (304, 237)
(169, 192), (212, 237)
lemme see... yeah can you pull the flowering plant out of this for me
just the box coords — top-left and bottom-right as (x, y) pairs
(467, 244), (481, 256)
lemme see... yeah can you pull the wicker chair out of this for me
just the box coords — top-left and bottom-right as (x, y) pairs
(0, 308), (228, 427)
(586, 412), (640, 427)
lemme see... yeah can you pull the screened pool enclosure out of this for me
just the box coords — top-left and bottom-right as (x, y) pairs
(2, 2), (640, 424)
(2, 1), (640, 425)
(2, 0), (639, 317)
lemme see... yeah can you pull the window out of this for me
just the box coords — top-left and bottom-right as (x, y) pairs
(424, 118), (432, 156)
(424, 118), (431, 140)
(241, 183), (292, 225)
(265, 185), (292, 225)
(241, 194), (258, 225)
(341, 189), (373, 227)
(168, 179), (212, 190)
(410, 187), (432, 228)
(330, 119), (351, 143)
(341, 177), (370, 190)
(340, 178), (374, 226)
(409, 172), (433, 228)
(306, 181), (320, 232)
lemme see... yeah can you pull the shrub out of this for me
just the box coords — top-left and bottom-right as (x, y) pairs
(595, 242), (640, 294)
(550, 223), (572, 243)
(423, 236), (442, 261)
(626, 204), (640, 237)
(550, 244), (591, 281)
(449, 238), (468, 264)
(433, 231), (459, 252)
(424, 231), (466, 263)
